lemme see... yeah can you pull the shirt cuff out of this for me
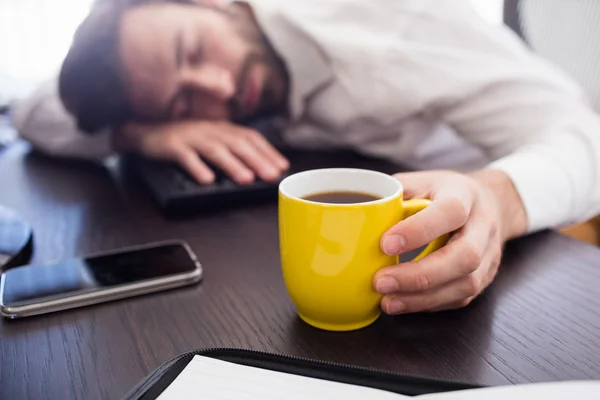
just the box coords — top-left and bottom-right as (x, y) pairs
(489, 152), (573, 234)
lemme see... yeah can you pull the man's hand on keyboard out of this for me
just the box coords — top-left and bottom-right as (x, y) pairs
(114, 120), (289, 184)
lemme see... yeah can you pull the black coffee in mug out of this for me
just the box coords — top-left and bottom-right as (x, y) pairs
(302, 191), (381, 204)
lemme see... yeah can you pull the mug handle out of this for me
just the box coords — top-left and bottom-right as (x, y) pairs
(403, 199), (449, 262)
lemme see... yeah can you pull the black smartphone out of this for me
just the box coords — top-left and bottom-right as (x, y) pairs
(0, 240), (202, 319)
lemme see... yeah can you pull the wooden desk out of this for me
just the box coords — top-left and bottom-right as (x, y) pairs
(1, 142), (600, 400)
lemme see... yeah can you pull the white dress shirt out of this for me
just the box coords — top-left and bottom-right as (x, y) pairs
(11, 0), (600, 233)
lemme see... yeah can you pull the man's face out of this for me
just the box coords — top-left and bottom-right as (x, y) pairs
(118, 2), (287, 123)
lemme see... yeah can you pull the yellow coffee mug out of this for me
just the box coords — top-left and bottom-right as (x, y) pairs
(278, 168), (448, 331)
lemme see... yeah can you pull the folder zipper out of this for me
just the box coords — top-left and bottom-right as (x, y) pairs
(122, 347), (477, 400)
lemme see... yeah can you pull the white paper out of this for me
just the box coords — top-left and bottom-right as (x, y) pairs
(157, 355), (600, 400)
(419, 380), (600, 400)
(157, 356), (407, 400)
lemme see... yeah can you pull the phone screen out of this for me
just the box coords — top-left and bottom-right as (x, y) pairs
(1, 243), (198, 305)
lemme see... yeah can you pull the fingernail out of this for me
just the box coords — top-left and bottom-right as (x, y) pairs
(376, 276), (398, 294)
(382, 235), (405, 255)
(200, 175), (214, 184)
(266, 167), (279, 177)
(386, 298), (406, 314)
(238, 172), (254, 184)
(259, 169), (278, 183)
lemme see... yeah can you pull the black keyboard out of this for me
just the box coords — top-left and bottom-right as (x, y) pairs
(124, 154), (290, 216)
(123, 149), (405, 217)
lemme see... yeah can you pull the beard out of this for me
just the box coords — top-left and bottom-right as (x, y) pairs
(229, 52), (286, 124)
(225, 4), (289, 123)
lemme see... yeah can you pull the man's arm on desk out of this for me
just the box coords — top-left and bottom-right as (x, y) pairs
(11, 79), (289, 182)
(373, 0), (600, 314)
(397, 0), (600, 234)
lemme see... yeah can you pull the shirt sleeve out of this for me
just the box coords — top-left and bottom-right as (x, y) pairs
(403, 0), (600, 233)
(10, 78), (114, 161)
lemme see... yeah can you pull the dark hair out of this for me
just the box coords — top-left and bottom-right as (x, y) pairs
(59, 1), (134, 134)
(59, 0), (206, 133)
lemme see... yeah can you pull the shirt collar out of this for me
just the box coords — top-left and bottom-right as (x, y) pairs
(244, 0), (333, 121)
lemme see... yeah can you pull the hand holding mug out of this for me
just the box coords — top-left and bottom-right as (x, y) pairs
(374, 170), (522, 314)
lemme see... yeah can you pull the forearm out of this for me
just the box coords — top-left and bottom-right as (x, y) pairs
(11, 79), (114, 161)
(401, 0), (600, 231)
(441, 77), (600, 233)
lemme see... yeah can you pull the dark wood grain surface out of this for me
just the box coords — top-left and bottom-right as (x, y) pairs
(1, 142), (600, 400)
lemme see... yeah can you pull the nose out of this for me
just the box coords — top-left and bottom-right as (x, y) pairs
(183, 64), (236, 101)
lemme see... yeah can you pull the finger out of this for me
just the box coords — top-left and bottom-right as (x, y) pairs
(427, 296), (475, 313)
(429, 244), (499, 312)
(380, 252), (490, 315)
(245, 130), (290, 171)
(426, 246), (500, 313)
(374, 210), (491, 294)
(228, 138), (282, 183)
(173, 147), (215, 184)
(381, 191), (474, 256)
(201, 145), (255, 184)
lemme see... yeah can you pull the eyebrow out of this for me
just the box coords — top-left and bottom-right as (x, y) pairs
(165, 30), (184, 118)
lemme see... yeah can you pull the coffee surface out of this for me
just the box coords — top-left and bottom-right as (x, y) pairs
(302, 191), (381, 204)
